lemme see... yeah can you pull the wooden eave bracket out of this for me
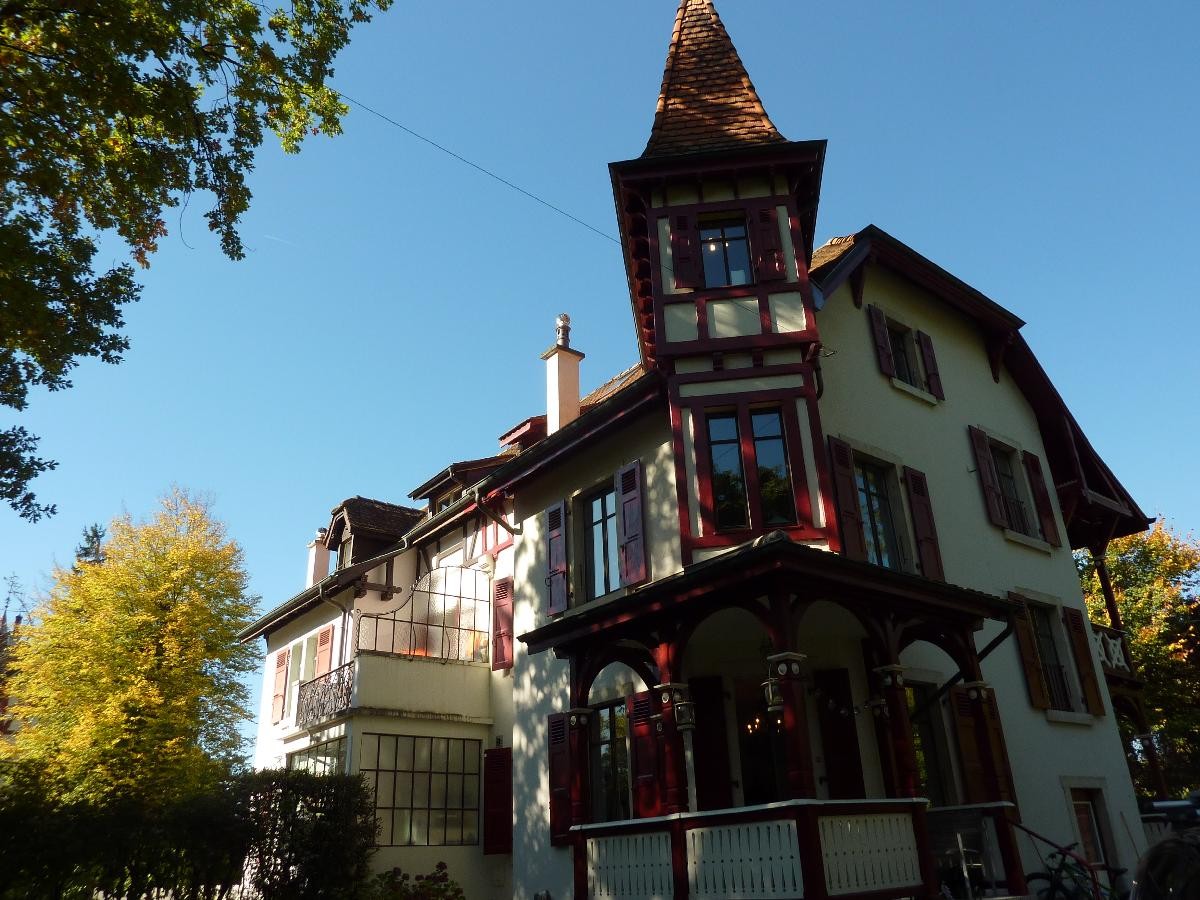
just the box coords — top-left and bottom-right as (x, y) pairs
(987, 330), (1017, 383)
(849, 262), (867, 309)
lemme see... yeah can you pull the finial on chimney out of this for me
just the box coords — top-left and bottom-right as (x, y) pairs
(556, 313), (572, 349)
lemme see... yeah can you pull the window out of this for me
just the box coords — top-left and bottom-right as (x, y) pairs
(906, 684), (952, 806)
(590, 702), (631, 823)
(867, 305), (945, 400)
(1071, 789), (1108, 865)
(585, 487), (621, 599)
(1011, 593), (1106, 717)
(700, 217), (752, 288)
(704, 407), (797, 533)
(752, 410), (796, 526)
(968, 426), (1061, 546)
(707, 412), (748, 530)
(287, 736), (346, 775)
(991, 444), (1035, 537)
(855, 459), (902, 570)
(361, 733), (481, 847)
(1029, 604), (1075, 711)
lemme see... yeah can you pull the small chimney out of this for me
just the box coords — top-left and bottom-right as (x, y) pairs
(541, 313), (585, 435)
(305, 528), (330, 588)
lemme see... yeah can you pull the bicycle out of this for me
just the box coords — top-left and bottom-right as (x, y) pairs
(1026, 844), (1129, 900)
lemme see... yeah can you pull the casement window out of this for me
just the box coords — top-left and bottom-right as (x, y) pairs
(828, 437), (945, 580)
(670, 205), (789, 291)
(544, 461), (647, 615)
(1011, 593), (1106, 717)
(361, 733), (481, 847)
(1071, 788), (1110, 865)
(491, 578), (513, 672)
(702, 406), (798, 533)
(286, 736), (346, 775)
(700, 217), (752, 288)
(867, 305), (945, 400)
(589, 702), (632, 823)
(482, 747), (513, 855)
(968, 426), (1061, 546)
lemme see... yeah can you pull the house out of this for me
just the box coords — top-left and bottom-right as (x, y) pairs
(243, 2), (1156, 897)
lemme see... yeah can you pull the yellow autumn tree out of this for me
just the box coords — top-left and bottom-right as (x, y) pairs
(2, 489), (257, 803)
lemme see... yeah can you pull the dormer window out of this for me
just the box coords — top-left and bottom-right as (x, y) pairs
(700, 217), (752, 288)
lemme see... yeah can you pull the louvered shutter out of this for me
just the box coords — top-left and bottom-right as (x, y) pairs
(271, 649), (289, 723)
(546, 502), (568, 616)
(615, 461), (647, 586)
(1022, 451), (1061, 547)
(828, 437), (868, 560)
(483, 747), (513, 854)
(868, 305), (897, 377)
(547, 713), (572, 845)
(1062, 607), (1105, 716)
(626, 691), (662, 819)
(670, 214), (701, 289)
(1009, 594), (1051, 710)
(314, 625), (334, 677)
(903, 466), (945, 581)
(916, 331), (945, 400)
(949, 686), (988, 804)
(754, 206), (786, 282)
(491, 577), (513, 672)
(968, 426), (1009, 527)
(981, 690), (1018, 805)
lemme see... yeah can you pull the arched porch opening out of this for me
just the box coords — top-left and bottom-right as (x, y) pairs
(899, 638), (966, 808)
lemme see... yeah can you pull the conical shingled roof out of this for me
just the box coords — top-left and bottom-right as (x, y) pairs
(642, 0), (786, 158)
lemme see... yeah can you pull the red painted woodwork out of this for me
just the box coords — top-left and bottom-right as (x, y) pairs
(670, 214), (701, 289)
(271, 648), (288, 723)
(546, 501), (568, 616)
(547, 713), (573, 845)
(314, 625), (333, 677)
(626, 691), (663, 819)
(916, 331), (944, 400)
(881, 679), (921, 799)
(615, 461), (648, 586)
(1062, 607), (1105, 716)
(949, 685), (1016, 806)
(828, 437), (868, 561)
(1009, 594), (1052, 710)
(968, 426), (1008, 528)
(689, 676), (734, 810)
(813, 668), (865, 799)
(492, 577), (514, 671)
(903, 467), (945, 581)
(1022, 450), (1061, 547)
(483, 747), (513, 855)
(754, 205), (786, 282)
(868, 305), (896, 377)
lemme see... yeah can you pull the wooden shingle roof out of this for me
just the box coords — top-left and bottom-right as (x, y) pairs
(642, 0), (786, 158)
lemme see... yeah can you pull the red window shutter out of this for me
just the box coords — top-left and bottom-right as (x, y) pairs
(615, 461), (648, 587)
(546, 502), (568, 616)
(491, 577), (514, 671)
(915, 331), (945, 400)
(670, 214), (701, 289)
(314, 625), (334, 677)
(753, 206), (786, 282)
(903, 467), (945, 581)
(1062, 607), (1105, 716)
(968, 426), (1009, 527)
(828, 437), (867, 561)
(271, 649), (289, 723)
(483, 747), (514, 855)
(626, 691), (662, 819)
(948, 686), (988, 804)
(1009, 594), (1051, 710)
(1022, 451), (1061, 547)
(867, 305), (896, 377)
(547, 713), (572, 845)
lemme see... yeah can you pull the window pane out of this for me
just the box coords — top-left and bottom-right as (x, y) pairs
(448, 739), (463, 773)
(414, 737), (432, 771)
(376, 771), (395, 807)
(445, 809), (463, 844)
(751, 411), (783, 438)
(710, 421), (749, 530)
(379, 735), (397, 771)
(463, 774), (479, 808)
(464, 745), (480, 774)
(430, 773), (447, 808)
(413, 773), (430, 807)
(591, 521), (606, 597)
(395, 772), (413, 807)
(393, 809), (412, 846)
(411, 810), (429, 846)
(708, 414), (738, 443)
(376, 809), (393, 846)
(606, 512), (621, 588)
(463, 811), (479, 844)
(856, 462), (900, 569)
(361, 733), (379, 768)
(432, 738), (449, 772)
(429, 810), (446, 846)
(752, 410), (795, 526)
(396, 735), (414, 771)
(702, 238), (728, 287)
(725, 236), (751, 286)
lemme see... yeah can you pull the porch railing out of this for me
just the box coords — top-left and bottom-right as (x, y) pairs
(574, 798), (933, 900)
(296, 660), (355, 729)
(356, 566), (490, 664)
(1090, 621), (1134, 678)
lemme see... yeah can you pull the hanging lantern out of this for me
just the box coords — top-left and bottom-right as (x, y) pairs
(762, 675), (783, 713)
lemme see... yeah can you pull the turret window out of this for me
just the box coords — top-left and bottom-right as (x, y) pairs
(704, 406), (798, 532)
(700, 218), (752, 288)
(707, 412), (749, 529)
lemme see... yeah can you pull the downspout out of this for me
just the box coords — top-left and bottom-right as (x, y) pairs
(473, 488), (521, 536)
(909, 617), (1016, 720)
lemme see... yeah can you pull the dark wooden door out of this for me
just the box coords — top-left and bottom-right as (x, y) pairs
(813, 668), (866, 799)
(689, 676), (734, 811)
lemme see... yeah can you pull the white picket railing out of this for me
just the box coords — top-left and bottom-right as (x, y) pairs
(817, 811), (922, 897)
(586, 831), (674, 900)
(687, 818), (804, 899)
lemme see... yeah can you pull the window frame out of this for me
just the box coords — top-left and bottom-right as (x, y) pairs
(867, 305), (944, 401)
(589, 700), (633, 824)
(853, 456), (907, 571)
(1028, 602), (1079, 712)
(287, 736), (347, 775)
(699, 215), (754, 289)
(582, 485), (622, 600)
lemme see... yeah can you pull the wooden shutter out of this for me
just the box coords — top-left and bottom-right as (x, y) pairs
(868, 305), (896, 377)
(547, 713), (572, 845)
(754, 206), (786, 281)
(828, 437), (867, 561)
(626, 691), (662, 819)
(981, 690), (1017, 805)
(670, 214), (701, 289)
(968, 426), (1009, 527)
(950, 685), (1017, 805)
(314, 625), (334, 677)
(1008, 594), (1051, 710)
(903, 466), (945, 581)
(916, 331), (945, 400)
(1022, 451), (1061, 547)
(949, 685), (988, 804)
(491, 577), (513, 671)
(483, 747), (514, 855)
(1062, 607), (1105, 716)
(271, 649), (289, 723)
(546, 502), (568, 616)
(615, 461), (647, 587)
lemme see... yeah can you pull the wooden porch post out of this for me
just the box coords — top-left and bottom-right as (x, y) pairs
(567, 708), (592, 827)
(654, 640), (690, 815)
(874, 664), (921, 799)
(769, 651), (817, 798)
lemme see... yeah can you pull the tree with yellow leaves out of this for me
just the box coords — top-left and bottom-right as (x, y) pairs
(2, 490), (257, 802)
(1078, 520), (1200, 798)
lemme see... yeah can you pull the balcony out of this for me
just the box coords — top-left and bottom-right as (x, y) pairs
(296, 660), (355, 729)
(574, 798), (934, 900)
(1090, 621), (1136, 681)
(356, 566), (490, 664)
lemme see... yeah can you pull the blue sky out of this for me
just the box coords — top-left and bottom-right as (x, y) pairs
(3, 1), (1197, 734)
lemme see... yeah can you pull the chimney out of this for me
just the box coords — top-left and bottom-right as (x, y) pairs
(541, 313), (585, 435)
(305, 528), (330, 588)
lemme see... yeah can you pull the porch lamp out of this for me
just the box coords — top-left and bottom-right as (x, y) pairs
(657, 683), (695, 731)
(762, 675), (784, 714)
(763, 651), (806, 715)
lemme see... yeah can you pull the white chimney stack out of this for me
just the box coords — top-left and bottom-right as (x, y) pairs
(305, 528), (330, 588)
(541, 313), (585, 435)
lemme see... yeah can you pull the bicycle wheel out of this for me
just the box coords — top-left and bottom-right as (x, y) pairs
(1026, 873), (1076, 900)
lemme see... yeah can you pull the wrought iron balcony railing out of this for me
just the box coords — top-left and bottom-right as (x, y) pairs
(356, 566), (491, 664)
(296, 660), (355, 729)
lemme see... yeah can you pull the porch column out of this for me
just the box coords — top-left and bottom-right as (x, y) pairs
(655, 682), (691, 814)
(567, 707), (592, 827)
(768, 651), (817, 798)
(874, 664), (921, 799)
